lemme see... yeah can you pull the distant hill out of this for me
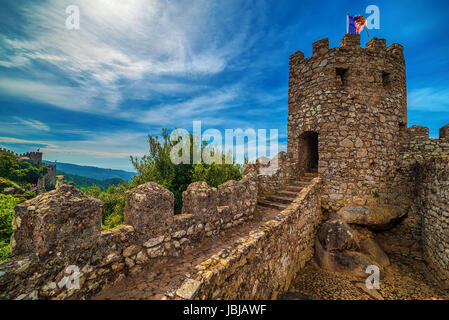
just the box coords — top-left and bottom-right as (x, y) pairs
(43, 161), (135, 181)
(57, 170), (125, 190)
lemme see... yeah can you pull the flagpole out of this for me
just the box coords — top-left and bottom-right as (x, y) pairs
(346, 13), (349, 34)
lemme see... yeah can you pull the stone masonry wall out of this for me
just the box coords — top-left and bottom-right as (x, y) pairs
(378, 125), (449, 288)
(169, 177), (322, 300)
(420, 158), (449, 288)
(0, 156), (286, 300)
(288, 34), (407, 212)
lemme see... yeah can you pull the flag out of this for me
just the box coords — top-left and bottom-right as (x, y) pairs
(347, 14), (367, 34)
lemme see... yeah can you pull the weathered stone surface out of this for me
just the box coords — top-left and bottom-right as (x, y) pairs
(124, 182), (174, 235)
(337, 205), (405, 230)
(182, 182), (218, 220)
(143, 235), (164, 248)
(11, 184), (102, 257)
(317, 220), (359, 251)
(288, 34), (407, 213)
(176, 279), (202, 299)
(360, 238), (390, 268)
(123, 245), (141, 258)
(315, 238), (377, 278)
(315, 219), (390, 277)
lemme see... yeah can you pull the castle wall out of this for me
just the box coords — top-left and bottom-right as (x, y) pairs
(378, 125), (449, 288)
(169, 177), (322, 300)
(288, 34), (407, 212)
(420, 158), (449, 288)
(0, 159), (271, 300)
(37, 164), (57, 190)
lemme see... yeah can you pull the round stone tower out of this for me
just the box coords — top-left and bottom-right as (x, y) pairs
(287, 34), (407, 211)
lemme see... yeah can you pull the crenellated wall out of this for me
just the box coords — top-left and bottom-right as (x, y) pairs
(168, 177), (322, 300)
(288, 34), (407, 212)
(378, 124), (449, 288)
(0, 148), (43, 167)
(0, 153), (302, 300)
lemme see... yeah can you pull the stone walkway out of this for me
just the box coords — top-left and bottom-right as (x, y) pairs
(283, 257), (449, 300)
(92, 205), (282, 300)
(92, 174), (318, 300)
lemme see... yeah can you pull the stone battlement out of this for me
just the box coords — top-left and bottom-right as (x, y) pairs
(0, 152), (306, 300)
(0, 148), (43, 166)
(292, 34), (404, 61)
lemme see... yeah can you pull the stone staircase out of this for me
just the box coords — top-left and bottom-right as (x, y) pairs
(258, 172), (318, 210)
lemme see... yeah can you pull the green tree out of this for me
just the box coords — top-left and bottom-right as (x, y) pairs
(0, 194), (21, 262)
(82, 183), (128, 229)
(0, 153), (47, 185)
(130, 128), (243, 213)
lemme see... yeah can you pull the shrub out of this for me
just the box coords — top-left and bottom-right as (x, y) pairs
(0, 194), (21, 262)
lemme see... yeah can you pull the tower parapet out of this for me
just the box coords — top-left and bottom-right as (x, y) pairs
(287, 34), (407, 211)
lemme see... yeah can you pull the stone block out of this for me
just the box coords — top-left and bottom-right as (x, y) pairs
(124, 182), (174, 236)
(11, 184), (102, 257)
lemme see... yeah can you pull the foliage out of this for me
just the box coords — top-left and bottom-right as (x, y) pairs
(51, 128), (242, 232)
(130, 128), (243, 213)
(0, 194), (21, 262)
(0, 153), (47, 185)
(59, 170), (125, 190)
(0, 177), (14, 193)
(82, 183), (129, 229)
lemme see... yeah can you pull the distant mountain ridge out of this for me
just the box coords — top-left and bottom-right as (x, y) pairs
(56, 170), (125, 190)
(43, 160), (135, 181)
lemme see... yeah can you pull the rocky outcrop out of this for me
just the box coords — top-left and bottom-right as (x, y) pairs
(337, 204), (405, 231)
(315, 219), (389, 278)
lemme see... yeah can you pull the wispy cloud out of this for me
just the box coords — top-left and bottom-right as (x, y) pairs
(408, 87), (449, 112)
(14, 117), (50, 132)
(0, 0), (263, 114)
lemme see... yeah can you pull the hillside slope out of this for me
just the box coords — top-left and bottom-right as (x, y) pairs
(43, 161), (135, 181)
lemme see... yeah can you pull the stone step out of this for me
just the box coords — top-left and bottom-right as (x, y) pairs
(304, 172), (318, 177)
(283, 185), (303, 192)
(257, 200), (288, 210)
(289, 181), (310, 187)
(264, 194), (295, 204)
(276, 189), (298, 198)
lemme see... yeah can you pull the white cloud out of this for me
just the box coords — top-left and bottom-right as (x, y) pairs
(0, 0), (261, 113)
(0, 130), (147, 160)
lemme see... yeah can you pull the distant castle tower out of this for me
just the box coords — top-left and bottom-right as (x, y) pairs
(287, 34), (407, 211)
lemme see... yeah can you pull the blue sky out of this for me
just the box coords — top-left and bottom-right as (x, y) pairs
(0, 0), (448, 171)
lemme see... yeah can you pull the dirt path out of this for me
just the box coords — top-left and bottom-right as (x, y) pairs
(92, 205), (281, 300)
(284, 257), (449, 300)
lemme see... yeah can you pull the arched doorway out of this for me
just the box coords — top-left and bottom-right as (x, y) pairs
(298, 131), (318, 172)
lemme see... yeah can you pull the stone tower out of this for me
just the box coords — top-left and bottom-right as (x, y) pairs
(287, 34), (407, 211)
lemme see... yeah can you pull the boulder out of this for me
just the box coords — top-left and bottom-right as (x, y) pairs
(337, 204), (405, 230)
(315, 238), (377, 278)
(359, 237), (390, 268)
(315, 219), (390, 277)
(317, 219), (359, 251)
